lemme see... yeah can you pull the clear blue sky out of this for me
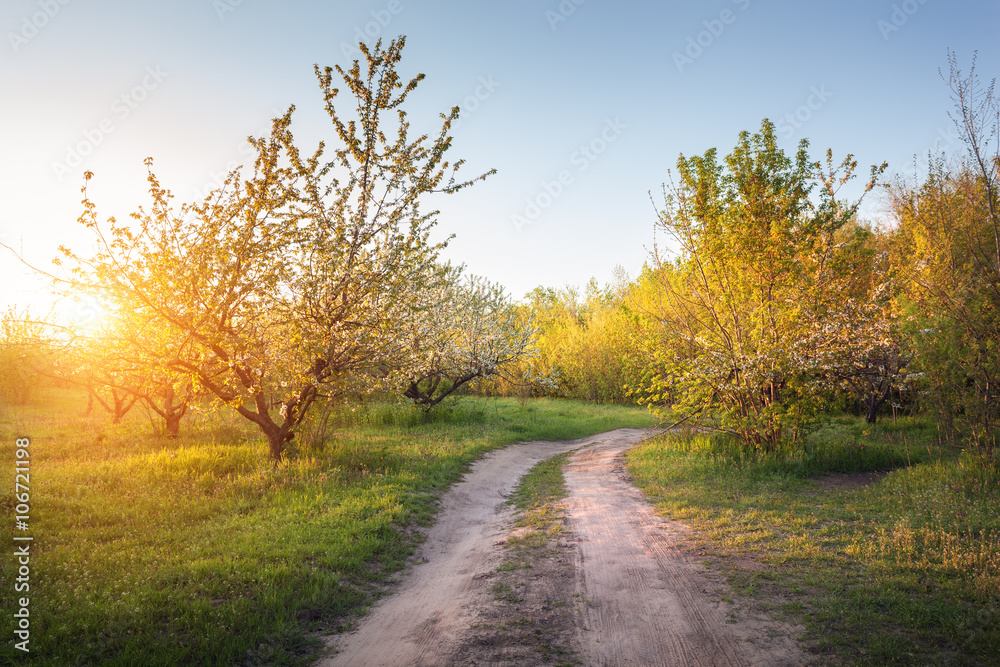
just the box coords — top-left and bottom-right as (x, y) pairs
(2, 0), (997, 316)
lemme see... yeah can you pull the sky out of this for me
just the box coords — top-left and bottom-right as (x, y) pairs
(1, 0), (997, 319)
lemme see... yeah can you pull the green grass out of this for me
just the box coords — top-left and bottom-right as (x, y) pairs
(503, 450), (574, 555)
(0, 388), (650, 666)
(626, 418), (1000, 665)
(491, 581), (524, 603)
(509, 450), (573, 513)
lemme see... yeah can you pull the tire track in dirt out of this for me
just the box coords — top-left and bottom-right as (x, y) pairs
(319, 432), (611, 666)
(564, 430), (804, 666)
(319, 428), (804, 666)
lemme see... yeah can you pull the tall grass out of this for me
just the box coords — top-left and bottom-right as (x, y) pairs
(0, 388), (650, 665)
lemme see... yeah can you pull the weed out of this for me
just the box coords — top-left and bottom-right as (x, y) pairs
(491, 582), (523, 603)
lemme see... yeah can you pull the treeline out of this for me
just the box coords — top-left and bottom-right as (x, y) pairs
(478, 278), (644, 405)
(488, 53), (998, 465)
(2, 48), (996, 466)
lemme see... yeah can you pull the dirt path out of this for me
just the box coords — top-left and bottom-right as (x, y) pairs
(319, 429), (804, 666)
(319, 433), (596, 666)
(563, 431), (803, 666)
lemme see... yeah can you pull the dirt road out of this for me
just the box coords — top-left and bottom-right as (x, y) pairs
(564, 431), (803, 666)
(320, 429), (804, 666)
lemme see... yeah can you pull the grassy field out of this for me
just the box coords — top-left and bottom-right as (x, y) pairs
(0, 388), (651, 666)
(626, 418), (1000, 665)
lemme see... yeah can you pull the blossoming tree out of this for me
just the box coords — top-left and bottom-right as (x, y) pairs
(57, 37), (492, 462)
(400, 267), (537, 411)
(643, 120), (885, 449)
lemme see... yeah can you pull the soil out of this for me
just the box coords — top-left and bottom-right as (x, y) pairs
(319, 428), (806, 666)
(815, 470), (890, 491)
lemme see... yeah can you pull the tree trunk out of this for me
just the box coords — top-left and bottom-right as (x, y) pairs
(111, 391), (129, 424)
(164, 412), (183, 437)
(865, 383), (892, 424)
(259, 423), (294, 465)
(161, 386), (183, 438)
(865, 397), (880, 424)
(267, 434), (282, 463)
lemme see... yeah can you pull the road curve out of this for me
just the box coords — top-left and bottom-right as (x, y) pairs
(319, 428), (803, 666)
(319, 431), (626, 666)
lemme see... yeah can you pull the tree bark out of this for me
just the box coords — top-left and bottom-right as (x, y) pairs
(864, 383), (892, 424)
(263, 426), (292, 465)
